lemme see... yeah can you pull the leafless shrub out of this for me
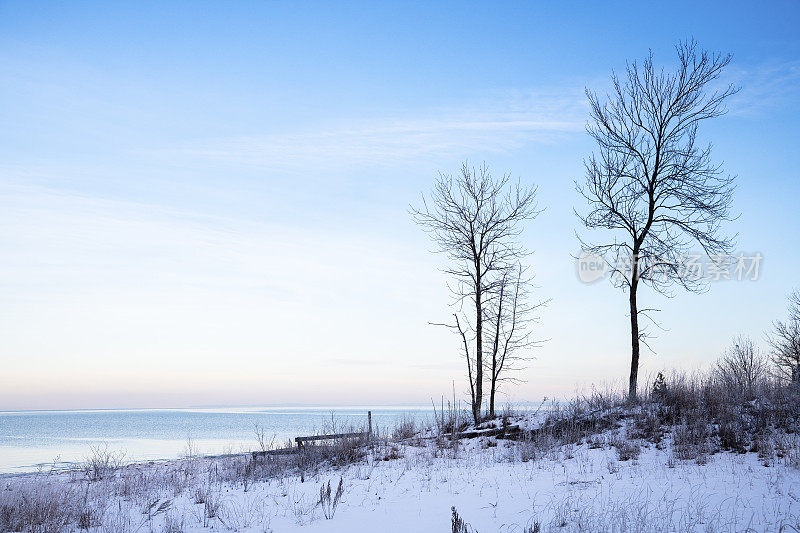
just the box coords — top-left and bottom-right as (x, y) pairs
(162, 511), (185, 533)
(755, 433), (777, 466)
(528, 400), (617, 449)
(718, 418), (750, 453)
(317, 477), (344, 520)
(182, 436), (198, 459)
(380, 444), (404, 461)
(786, 438), (800, 470)
(143, 498), (172, 523)
(193, 486), (209, 504)
(612, 437), (641, 461)
(85, 443), (124, 481)
(77, 503), (102, 530)
(0, 481), (79, 533)
(609, 366), (800, 464)
(715, 336), (767, 399)
(584, 387), (624, 412)
(451, 506), (476, 533)
(536, 485), (775, 532)
(101, 507), (135, 533)
(204, 493), (222, 522)
(431, 397), (470, 446)
(218, 496), (270, 531)
(672, 418), (712, 461)
(170, 466), (196, 497)
(651, 372), (667, 401)
(629, 404), (665, 444)
(254, 424), (274, 453)
(500, 402), (519, 422)
(524, 522), (541, 533)
(769, 289), (800, 384)
(308, 436), (367, 468)
(393, 415), (417, 441)
(516, 433), (540, 463)
(549, 497), (571, 529)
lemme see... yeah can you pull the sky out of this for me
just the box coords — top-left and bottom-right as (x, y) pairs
(1, 1), (799, 411)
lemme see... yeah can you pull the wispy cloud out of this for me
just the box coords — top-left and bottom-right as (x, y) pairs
(0, 183), (429, 298)
(163, 90), (588, 170)
(725, 59), (800, 116)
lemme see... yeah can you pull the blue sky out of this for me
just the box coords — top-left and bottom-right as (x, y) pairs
(1, 1), (799, 410)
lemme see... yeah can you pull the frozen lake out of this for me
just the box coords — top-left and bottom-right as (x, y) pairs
(0, 405), (432, 474)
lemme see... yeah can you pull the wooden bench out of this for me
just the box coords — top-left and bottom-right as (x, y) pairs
(252, 411), (372, 458)
(294, 431), (369, 448)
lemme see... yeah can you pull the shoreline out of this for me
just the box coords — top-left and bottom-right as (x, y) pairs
(2, 392), (800, 531)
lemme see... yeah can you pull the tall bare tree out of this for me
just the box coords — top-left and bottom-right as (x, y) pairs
(576, 40), (738, 400)
(769, 290), (800, 384)
(484, 263), (547, 417)
(413, 162), (539, 422)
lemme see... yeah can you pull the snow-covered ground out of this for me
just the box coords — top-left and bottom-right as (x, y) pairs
(3, 417), (800, 533)
(220, 439), (799, 532)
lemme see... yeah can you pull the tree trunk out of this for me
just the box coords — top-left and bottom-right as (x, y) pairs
(474, 276), (483, 423)
(628, 260), (640, 402)
(488, 322), (497, 419)
(489, 370), (496, 419)
(488, 278), (504, 419)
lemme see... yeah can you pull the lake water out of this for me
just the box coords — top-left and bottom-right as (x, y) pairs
(0, 406), (433, 475)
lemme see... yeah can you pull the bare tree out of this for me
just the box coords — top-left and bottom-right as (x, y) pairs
(576, 39), (738, 400)
(484, 263), (547, 417)
(769, 289), (800, 384)
(412, 162), (539, 423)
(715, 336), (766, 399)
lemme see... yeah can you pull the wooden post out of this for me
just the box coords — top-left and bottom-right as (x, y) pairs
(368, 411), (372, 440)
